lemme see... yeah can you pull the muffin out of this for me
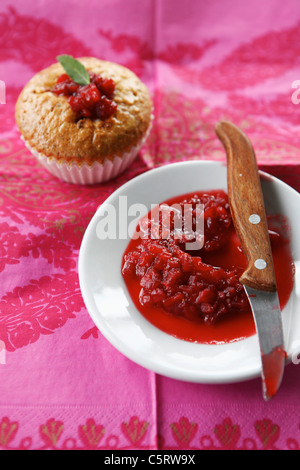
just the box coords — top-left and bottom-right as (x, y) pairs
(15, 57), (152, 184)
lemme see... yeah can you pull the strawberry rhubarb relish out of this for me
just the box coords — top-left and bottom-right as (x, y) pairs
(121, 191), (294, 344)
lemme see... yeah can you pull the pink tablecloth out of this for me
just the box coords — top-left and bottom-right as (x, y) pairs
(0, 0), (300, 450)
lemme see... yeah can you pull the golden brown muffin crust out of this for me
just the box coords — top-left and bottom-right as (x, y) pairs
(15, 58), (152, 165)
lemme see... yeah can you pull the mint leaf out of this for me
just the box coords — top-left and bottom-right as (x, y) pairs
(57, 55), (90, 85)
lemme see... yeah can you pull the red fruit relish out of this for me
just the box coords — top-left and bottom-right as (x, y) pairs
(121, 191), (295, 344)
(51, 72), (117, 120)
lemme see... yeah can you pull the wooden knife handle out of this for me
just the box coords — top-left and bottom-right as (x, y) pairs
(215, 121), (277, 292)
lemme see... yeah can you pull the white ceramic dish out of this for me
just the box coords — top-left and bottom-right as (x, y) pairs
(78, 161), (300, 384)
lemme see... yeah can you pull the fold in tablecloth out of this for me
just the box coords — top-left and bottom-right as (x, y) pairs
(0, 0), (300, 450)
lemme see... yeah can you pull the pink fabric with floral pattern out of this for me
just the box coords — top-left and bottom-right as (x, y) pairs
(0, 0), (300, 450)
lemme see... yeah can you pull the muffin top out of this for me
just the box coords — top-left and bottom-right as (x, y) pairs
(15, 58), (152, 164)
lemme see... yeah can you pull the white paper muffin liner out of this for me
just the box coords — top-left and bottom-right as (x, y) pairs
(21, 128), (150, 185)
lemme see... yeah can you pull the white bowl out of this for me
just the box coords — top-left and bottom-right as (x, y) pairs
(78, 161), (300, 384)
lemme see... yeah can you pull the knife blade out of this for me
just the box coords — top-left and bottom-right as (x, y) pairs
(215, 120), (286, 401)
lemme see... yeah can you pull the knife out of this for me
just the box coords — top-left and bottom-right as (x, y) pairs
(215, 120), (286, 401)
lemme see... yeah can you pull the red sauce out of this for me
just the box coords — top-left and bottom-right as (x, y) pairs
(121, 191), (295, 344)
(52, 72), (117, 120)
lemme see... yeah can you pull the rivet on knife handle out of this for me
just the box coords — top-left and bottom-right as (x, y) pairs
(215, 121), (277, 293)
